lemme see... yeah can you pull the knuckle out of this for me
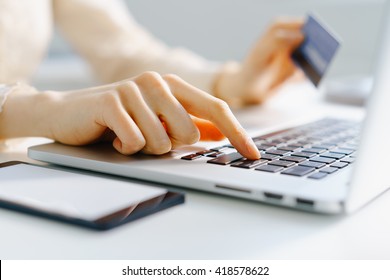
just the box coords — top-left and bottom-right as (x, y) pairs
(117, 81), (139, 96)
(142, 70), (161, 79)
(174, 129), (200, 146)
(117, 80), (137, 90)
(180, 119), (201, 144)
(212, 99), (230, 114)
(183, 128), (200, 144)
(101, 90), (120, 108)
(121, 138), (146, 155)
(145, 140), (172, 155)
(116, 81), (145, 105)
(135, 71), (173, 99)
(132, 137), (147, 152)
(136, 71), (162, 85)
(162, 73), (181, 84)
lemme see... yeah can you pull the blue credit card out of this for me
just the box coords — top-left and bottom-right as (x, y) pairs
(292, 14), (341, 86)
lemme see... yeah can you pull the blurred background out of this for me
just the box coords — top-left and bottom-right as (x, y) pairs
(32, 0), (386, 104)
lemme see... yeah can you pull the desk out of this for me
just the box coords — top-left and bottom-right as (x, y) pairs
(1, 83), (389, 259)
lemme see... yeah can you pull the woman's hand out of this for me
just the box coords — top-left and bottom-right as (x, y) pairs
(214, 17), (304, 107)
(0, 72), (260, 159)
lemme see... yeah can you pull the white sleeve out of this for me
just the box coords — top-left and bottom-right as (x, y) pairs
(53, 0), (221, 93)
(0, 84), (15, 147)
(0, 84), (14, 113)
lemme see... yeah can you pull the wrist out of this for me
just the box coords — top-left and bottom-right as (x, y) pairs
(0, 85), (59, 139)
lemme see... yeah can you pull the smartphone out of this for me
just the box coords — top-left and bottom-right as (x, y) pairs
(0, 161), (184, 230)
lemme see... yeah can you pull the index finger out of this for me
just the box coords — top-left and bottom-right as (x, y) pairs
(163, 74), (260, 160)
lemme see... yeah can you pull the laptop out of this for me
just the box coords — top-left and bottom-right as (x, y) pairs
(28, 5), (390, 214)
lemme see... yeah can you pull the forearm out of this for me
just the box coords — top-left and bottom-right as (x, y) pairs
(100, 46), (221, 93)
(53, 0), (221, 93)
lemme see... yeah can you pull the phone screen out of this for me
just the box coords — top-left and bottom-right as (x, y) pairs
(0, 162), (184, 230)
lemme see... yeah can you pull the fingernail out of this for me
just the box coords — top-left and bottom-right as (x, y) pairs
(245, 136), (260, 159)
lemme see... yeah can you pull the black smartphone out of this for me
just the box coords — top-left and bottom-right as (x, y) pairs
(0, 161), (184, 230)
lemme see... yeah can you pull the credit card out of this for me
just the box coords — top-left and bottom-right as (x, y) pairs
(292, 14), (341, 86)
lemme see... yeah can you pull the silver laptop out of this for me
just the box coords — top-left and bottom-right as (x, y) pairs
(28, 5), (390, 214)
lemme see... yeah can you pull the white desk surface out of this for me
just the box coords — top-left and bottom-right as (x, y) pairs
(1, 83), (389, 260)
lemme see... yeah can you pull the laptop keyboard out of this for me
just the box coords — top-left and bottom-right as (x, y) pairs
(181, 118), (360, 180)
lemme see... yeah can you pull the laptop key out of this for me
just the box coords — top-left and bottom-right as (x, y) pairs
(281, 156), (306, 163)
(320, 152), (345, 160)
(224, 144), (235, 148)
(311, 144), (333, 150)
(330, 162), (349, 169)
(257, 128), (293, 140)
(310, 156), (336, 164)
(231, 159), (267, 169)
(302, 147), (327, 154)
(341, 157), (355, 164)
(255, 164), (284, 173)
(207, 152), (243, 165)
(287, 143), (304, 148)
(181, 153), (203, 160)
(210, 146), (228, 152)
(330, 148), (354, 155)
(260, 153), (279, 161)
(266, 149), (289, 156)
(339, 144), (357, 150)
(206, 152), (224, 157)
(319, 167), (338, 174)
(268, 160), (295, 168)
(291, 152), (316, 158)
(255, 144), (274, 151)
(278, 146), (298, 152)
(318, 142), (337, 149)
(298, 161), (326, 169)
(281, 166), (315, 177)
(308, 172), (328, 180)
(196, 150), (215, 156)
(267, 140), (284, 145)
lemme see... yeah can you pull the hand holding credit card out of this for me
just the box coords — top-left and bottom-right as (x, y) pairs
(292, 14), (341, 86)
